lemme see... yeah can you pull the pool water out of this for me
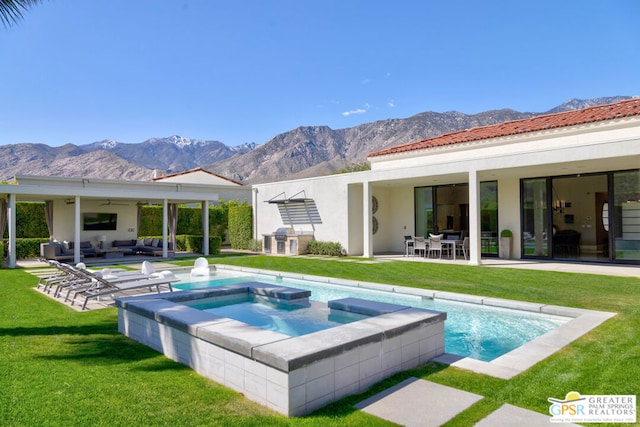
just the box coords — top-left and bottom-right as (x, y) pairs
(185, 293), (368, 337)
(174, 270), (569, 362)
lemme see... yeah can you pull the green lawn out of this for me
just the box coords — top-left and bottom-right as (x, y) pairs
(2, 256), (639, 426)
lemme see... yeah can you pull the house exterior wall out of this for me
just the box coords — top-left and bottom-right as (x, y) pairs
(255, 174), (364, 253)
(497, 177), (521, 257)
(254, 117), (640, 260)
(53, 199), (140, 245)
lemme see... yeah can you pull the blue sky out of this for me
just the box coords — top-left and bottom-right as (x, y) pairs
(1, 1), (639, 147)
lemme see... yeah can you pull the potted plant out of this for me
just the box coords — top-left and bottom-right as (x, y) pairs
(499, 229), (513, 259)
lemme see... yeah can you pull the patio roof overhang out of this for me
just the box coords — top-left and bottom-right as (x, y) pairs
(2, 175), (227, 204)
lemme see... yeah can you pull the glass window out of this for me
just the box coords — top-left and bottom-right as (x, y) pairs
(414, 187), (433, 238)
(436, 185), (469, 234)
(612, 170), (640, 261)
(480, 181), (498, 255)
(522, 178), (549, 257)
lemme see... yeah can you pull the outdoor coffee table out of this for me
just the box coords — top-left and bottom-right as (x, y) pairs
(100, 248), (124, 259)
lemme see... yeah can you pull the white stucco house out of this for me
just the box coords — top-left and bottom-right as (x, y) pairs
(253, 98), (640, 266)
(1, 168), (251, 267)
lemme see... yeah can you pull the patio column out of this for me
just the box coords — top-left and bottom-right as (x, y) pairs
(363, 181), (372, 258)
(162, 199), (168, 257)
(7, 193), (16, 268)
(468, 169), (482, 265)
(74, 196), (82, 264)
(202, 200), (210, 256)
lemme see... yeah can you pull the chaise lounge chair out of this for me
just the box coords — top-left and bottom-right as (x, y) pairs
(70, 271), (180, 310)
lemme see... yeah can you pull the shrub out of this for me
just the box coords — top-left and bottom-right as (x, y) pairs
(228, 202), (253, 250)
(1, 238), (49, 260)
(249, 238), (262, 252)
(138, 203), (231, 243)
(306, 240), (345, 256)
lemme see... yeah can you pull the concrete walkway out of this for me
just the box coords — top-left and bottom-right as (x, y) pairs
(374, 254), (640, 279)
(355, 377), (580, 427)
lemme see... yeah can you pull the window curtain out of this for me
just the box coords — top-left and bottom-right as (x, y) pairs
(0, 198), (6, 240)
(168, 203), (177, 247)
(44, 200), (54, 240)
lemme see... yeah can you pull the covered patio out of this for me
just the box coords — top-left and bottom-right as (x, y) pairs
(1, 174), (251, 268)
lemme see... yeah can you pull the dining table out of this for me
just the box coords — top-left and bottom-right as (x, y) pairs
(441, 239), (461, 260)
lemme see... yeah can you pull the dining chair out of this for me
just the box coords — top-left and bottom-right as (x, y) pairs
(414, 237), (427, 257)
(456, 237), (470, 260)
(404, 235), (414, 256)
(427, 235), (443, 259)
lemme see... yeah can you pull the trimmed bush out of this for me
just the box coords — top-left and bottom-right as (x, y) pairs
(1, 238), (49, 260)
(306, 240), (345, 256)
(228, 202), (253, 250)
(139, 203), (231, 244)
(249, 239), (262, 252)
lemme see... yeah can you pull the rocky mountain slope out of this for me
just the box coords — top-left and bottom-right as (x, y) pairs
(80, 135), (257, 172)
(1, 96), (630, 183)
(0, 143), (151, 181)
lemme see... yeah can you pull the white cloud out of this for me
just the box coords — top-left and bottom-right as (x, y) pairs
(342, 108), (367, 116)
(388, 99), (395, 108)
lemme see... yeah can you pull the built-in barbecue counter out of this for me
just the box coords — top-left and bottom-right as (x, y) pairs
(263, 227), (314, 255)
(263, 191), (321, 256)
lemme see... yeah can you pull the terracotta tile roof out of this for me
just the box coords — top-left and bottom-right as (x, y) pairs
(368, 98), (640, 158)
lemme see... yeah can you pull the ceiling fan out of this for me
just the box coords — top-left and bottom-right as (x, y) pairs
(100, 199), (129, 206)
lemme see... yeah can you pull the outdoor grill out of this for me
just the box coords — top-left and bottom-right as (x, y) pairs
(274, 227), (293, 242)
(263, 227), (313, 255)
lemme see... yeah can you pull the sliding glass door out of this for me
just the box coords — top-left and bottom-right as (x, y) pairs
(522, 170), (639, 263)
(612, 170), (640, 262)
(522, 178), (549, 257)
(415, 182), (498, 256)
(414, 187), (433, 238)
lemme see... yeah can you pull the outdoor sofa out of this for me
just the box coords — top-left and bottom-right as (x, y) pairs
(42, 241), (95, 261)
(110, 238), (174, 256)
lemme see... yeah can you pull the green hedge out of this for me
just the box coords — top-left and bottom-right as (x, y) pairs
(228, 202), (253, 250)
(306, 240), (345, 256)
(138, 203), (230, 243)
(174, 235), (221, 254)
(1, 202), (49, 239)
(1, 238), (49, 260)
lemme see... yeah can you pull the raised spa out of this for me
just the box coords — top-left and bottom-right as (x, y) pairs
(117, 282), (446, 416)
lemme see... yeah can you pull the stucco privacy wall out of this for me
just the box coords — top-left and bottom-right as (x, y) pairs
(256, 173), (360, 249)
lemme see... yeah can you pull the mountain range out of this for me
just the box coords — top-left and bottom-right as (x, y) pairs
(0, 96), (631, 184)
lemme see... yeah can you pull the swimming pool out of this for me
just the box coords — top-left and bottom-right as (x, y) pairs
(184, 292), (368, 336)
(174, 268), (569, 362)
